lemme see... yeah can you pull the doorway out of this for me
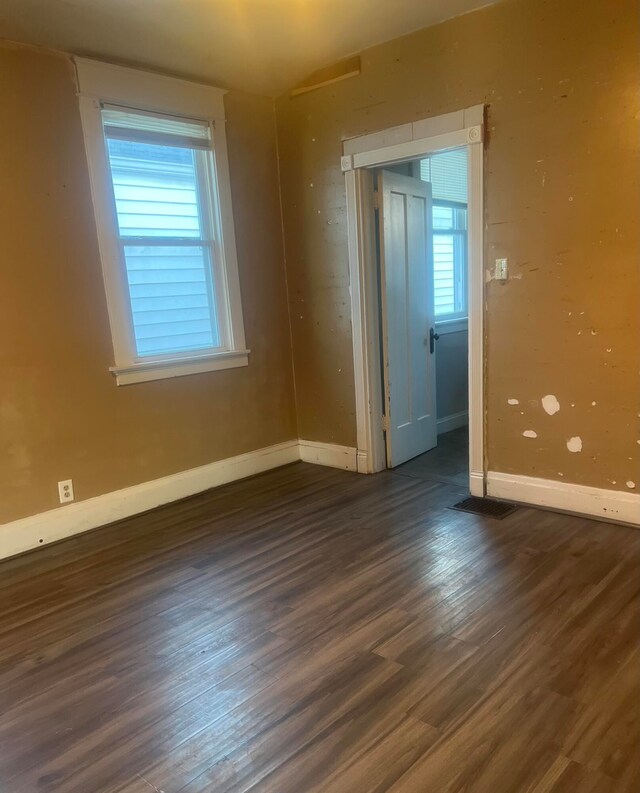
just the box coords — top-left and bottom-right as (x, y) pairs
(374, 150), (469, 479)
(342, 106), (484, 494)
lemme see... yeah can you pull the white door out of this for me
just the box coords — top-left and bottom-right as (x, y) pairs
(378, 170), (437, 467)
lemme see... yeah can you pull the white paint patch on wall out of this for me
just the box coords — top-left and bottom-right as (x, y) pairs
(627, 481), (636, 489)
(542, 394), (560, 415)
(523, 430), (538, 438)
(567, 436), (582, 453)
(507, 398), (519, 405)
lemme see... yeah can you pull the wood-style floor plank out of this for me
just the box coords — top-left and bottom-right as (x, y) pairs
(0, 457), (638, 792)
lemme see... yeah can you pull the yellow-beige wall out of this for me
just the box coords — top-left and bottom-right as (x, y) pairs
(275, 0), (639, 491)
(1, 0), (638, 530)
(0, 42), (297, 524)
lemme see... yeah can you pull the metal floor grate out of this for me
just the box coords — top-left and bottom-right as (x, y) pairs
(450, 496), (519, 520)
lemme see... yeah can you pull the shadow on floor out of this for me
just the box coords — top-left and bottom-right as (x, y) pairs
(392, 426), (469, 488)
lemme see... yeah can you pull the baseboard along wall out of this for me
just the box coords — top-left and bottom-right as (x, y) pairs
(2, 444), (637, 563)
(437, 410), (469, 435)
(0, 439), (356, 561)
(487, 471), (640, 527)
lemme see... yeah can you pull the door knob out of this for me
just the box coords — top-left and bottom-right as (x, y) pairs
(429, 327), (440, 354)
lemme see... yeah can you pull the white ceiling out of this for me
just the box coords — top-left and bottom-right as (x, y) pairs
(0, 0), (497, 95)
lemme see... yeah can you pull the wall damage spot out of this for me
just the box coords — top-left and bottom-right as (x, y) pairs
(507, 398), (519, 405)
(542, 394), (560, 415)
(523, 430), (538, 438)
(627, 481), (636, 489)
(567, 436), (582, 453)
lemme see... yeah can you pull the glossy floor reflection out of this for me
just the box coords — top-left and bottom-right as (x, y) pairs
(0, 460), (638, 792)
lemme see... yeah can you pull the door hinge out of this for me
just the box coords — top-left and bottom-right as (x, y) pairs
(372, 190), (380, 211)
(381, 414), (390, 432)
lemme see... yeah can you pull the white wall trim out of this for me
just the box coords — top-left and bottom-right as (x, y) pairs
(0, 441), (299, 561)
(0, 439), (360, 561)
(343, 106), (485, 494)
(299, 440), (358, 471)
(437, 410), (469, 435)
(74, 57), (227, 120)
(487, 472), (640, 527)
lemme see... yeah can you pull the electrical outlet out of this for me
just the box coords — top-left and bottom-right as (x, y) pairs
(58, 479), (74, 504)
(495, 258), (508, 281)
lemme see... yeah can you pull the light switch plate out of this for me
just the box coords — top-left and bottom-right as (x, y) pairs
(495, 258), (508, 281)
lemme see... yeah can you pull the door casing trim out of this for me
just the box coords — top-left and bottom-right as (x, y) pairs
(343, 106), (485, 495)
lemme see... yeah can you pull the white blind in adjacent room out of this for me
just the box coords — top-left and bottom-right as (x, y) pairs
(419, 148), (468, 204)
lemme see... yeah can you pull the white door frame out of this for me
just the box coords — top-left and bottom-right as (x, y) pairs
(342, 106), (485, 495)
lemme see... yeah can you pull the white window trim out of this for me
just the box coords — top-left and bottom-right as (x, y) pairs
(436, 317), (468, 335)
(75, 58), (248, 386)
(432, 200), (468, 322)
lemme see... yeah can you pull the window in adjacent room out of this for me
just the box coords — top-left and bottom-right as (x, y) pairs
(76, 60), (247, 385)
(420, 148), (468, 322)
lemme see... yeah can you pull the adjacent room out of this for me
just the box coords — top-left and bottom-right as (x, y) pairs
(0, 0), (638, 791)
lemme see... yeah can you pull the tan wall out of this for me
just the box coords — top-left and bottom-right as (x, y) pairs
(0, 42), (297, 524)
(276, 0), (639, 491)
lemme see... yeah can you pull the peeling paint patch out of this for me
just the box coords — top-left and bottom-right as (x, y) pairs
(567, 436), (582, 453)
(591, 401), (596, 407)
(542, 395), (560, 415)
(523, 430), (538, 438)
(627, 481), (636, 489)
(507, 398), (519, 405)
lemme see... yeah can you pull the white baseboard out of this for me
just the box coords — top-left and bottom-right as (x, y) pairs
(487, 471), (640, 526)
(0, 438), (361, 561)
(469, 470), (485, 497)
(299, 440), (358, 471)
(356, 449), (372, 474)
(437, 410), (469, 435)
(0, 440), (299, 561)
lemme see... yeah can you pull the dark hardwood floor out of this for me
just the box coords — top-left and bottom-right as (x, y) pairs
(395, 427), (469, 487)
(1, 461), (638, 792)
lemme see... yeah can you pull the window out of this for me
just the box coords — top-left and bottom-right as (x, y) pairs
(432, 202), (468, 319)
(420, 148), (468, 322)
(76, 60), (247, 384)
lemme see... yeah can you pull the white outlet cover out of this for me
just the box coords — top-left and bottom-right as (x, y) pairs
(58, 479), (74, 503)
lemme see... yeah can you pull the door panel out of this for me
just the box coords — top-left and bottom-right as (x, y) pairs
(378, 170), (437, 467)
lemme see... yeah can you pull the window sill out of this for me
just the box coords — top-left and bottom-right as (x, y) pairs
(435, 318), (468, 335)
(110, 350), (250, 386)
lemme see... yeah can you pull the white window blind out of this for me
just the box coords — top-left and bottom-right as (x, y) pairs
(419, 148), (468, 204)
(103, 107), (222, 359)
(432, 204), (468, 319)
(420, 148), (468, 320)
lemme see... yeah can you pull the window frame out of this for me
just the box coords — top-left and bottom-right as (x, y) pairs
(75, 58), (248, 385)
(432, 199), (469, 325)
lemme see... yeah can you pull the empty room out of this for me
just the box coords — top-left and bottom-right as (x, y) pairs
(0, 0), (638, 791)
